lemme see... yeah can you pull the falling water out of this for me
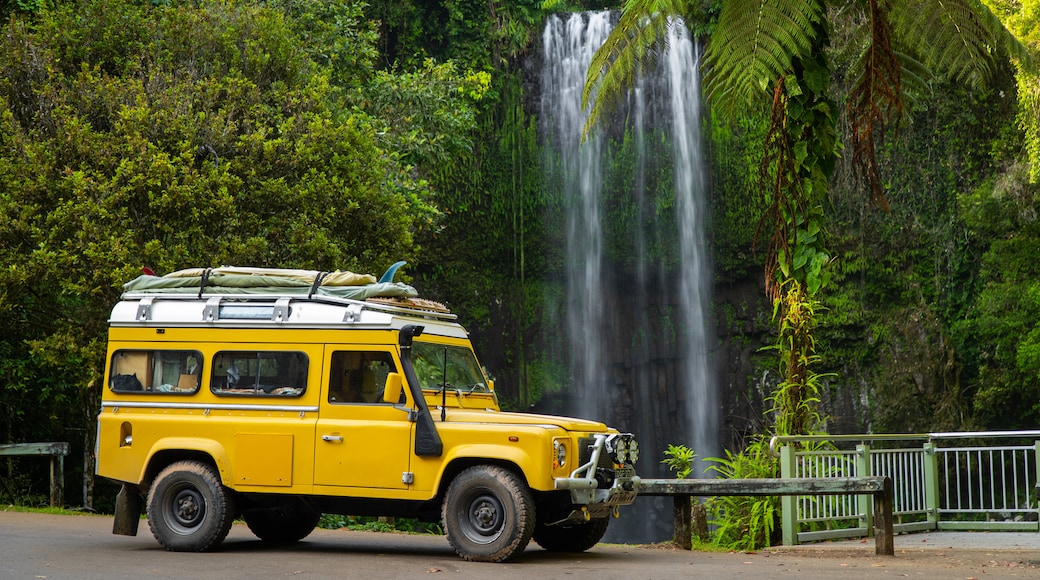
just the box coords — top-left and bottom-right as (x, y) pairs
(665, 19), (718, 478)
(539, 12), (613, 421)
(539, 12), (717, 542)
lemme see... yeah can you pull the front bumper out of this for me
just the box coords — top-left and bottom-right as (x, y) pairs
(552, 433), (641, 522)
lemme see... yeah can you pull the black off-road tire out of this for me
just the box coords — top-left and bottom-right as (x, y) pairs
(533, 517), (610, 552)
(146, 460), (235, 552)
(243, 508), (321, 543)
(442, 465), (535, 562)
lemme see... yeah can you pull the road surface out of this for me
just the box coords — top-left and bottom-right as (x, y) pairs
(1, 510), (1038, 579)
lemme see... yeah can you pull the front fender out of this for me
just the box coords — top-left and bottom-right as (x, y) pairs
(435, 443), (554, 492)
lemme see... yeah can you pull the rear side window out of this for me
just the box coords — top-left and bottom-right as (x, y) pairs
(108, 350), (202, 394)
(211, 351), (308, 397)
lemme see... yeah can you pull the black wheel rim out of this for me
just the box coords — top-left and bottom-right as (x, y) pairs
(163, 482), (207, 535)
(459, 490), (504, 545)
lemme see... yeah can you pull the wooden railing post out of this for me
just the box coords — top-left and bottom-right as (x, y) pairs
(50, 453), (65, 507)
(674, 494), (692, 550)
(873, 476), (895, 555)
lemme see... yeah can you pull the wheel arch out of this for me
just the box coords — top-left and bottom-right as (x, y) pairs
(436, 456), (530, 501)
(141, 440), (231, 490)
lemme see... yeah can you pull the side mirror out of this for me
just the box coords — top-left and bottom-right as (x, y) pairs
(488, 379), (495, 392)
(383, 372), (404, 404)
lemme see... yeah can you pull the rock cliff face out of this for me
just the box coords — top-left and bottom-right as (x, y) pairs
(709, 273), (964, 443)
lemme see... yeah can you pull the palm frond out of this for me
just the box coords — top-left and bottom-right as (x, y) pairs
(890, 0), (1033, 88)
(582, 0), (682, 138)
(703, 0), (825, 117)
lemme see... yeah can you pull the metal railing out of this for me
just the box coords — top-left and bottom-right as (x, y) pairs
(771, 431), (1040, 544)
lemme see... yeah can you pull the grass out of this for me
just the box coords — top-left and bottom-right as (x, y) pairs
(1, 504), (99, 516)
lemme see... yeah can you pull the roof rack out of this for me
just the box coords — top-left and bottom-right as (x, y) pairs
(118, 265), (455, 323)
(121, 291), (457, 323)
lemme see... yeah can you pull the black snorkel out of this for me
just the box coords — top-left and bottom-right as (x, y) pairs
(398, 324), (443, 457)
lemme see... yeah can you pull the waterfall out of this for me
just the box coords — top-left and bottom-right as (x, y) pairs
(539, 12), (717, 543)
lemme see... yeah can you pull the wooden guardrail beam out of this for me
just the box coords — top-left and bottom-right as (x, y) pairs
(638, 476), (894, 556)
(0, 442), (70, 507)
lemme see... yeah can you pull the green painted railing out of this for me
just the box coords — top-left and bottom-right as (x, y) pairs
(770, 431), (1040, 545)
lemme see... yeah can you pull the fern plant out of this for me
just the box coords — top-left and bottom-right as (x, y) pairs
(705, 438), (779, 551)
(661, 443), (696, 479)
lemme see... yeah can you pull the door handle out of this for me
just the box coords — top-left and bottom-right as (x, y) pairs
(322, 435), (344, 442)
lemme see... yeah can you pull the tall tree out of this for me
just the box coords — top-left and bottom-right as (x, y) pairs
(0, 0), (484, 508)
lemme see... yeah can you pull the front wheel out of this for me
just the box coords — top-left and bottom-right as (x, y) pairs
(442, 465), (535, 562)
(146, 460), (235, 552)
(533, 517), (610, 552)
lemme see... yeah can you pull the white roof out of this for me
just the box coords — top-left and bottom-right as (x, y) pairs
(110, 293), (467, 338)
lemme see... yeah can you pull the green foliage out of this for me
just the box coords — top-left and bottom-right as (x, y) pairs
(984, 0), (1040, 181)
(0, 0), (481, 507)
(582, 0), (684, 136)
(318, 514), (442, 534)
(360, 59), (490, 187)
(759, 42), (838, 298)
(952, 163), (1040, 427)
(268, 0), (379, 88)
(817, 53), (1024, 432)
(365, 0), (536, 69)
(661, 444), (696, 479)
(765, 281), (829, 436)
(710, 105), (769, 279)
(704, 438), (779, 550)
(412, 70), (549, 409)
(703, 0), (824, 117)
(0, 0), (43, 19)
(891, 0), (1033, 89)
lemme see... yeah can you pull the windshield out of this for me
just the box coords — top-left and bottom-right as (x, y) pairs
(411, 342), (490, 394)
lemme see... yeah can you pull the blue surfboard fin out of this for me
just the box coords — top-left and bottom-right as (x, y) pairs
(379, 261), (407, 283)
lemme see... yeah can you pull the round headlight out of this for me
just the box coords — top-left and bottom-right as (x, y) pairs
(554, 440), (567, 468)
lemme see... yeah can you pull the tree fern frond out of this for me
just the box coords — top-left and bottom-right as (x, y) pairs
(582, 0), (681, 138)
(704, 0), (825, 117)
(891, 48), (931, 107)
(890, 0), (1032, 88)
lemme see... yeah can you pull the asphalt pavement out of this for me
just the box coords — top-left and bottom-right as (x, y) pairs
(2, 510), (1039, 579)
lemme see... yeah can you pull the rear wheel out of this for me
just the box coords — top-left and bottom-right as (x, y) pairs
(147, 460), (235, 552)
(533, 517), (610, 552)
(442, 465), (535, 562)
(243, 508), (320, 543)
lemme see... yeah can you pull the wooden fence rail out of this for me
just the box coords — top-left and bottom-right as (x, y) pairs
(0, 442), (70, 507)
(638, 476), (894, 556)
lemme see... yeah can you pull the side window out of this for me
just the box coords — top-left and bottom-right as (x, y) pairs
(108, 350), (202, 394)
(328, 351), (397, 404)
(211, 351), (308, 397)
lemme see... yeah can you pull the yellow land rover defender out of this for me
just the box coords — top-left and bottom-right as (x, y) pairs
(96, 265), (640, 562)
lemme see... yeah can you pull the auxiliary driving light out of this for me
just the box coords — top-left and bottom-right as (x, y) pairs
(609, 433), (639, 465)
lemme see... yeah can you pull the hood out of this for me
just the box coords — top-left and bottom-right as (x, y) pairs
(445, 409), (609, 432)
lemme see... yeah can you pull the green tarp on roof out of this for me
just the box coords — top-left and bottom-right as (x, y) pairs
(123, 267), (418, 300)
